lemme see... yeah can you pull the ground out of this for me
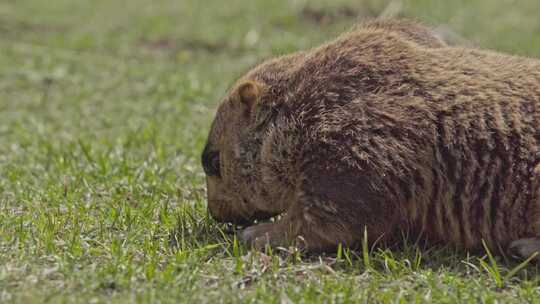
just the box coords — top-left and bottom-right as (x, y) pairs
(1, 0), (540, 303)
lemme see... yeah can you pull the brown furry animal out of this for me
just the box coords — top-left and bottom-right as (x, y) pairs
(201, 19), (540, 257)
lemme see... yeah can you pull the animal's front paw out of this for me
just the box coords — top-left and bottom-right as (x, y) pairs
(509, 238), (540, 260)
(239, 223), (285, 250)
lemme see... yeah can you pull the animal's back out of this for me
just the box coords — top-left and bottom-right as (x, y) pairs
(285, 29), (540, 250)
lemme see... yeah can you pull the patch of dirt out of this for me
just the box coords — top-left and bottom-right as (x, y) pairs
(300, 6), (360, 26)
(0, 19), (67, 34)
(181, 39), (230, 53)
(299, 1), (409, 26)
(139, 38), (176, 50)
(138, 38), (237, 54)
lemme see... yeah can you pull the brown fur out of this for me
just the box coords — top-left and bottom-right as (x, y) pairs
(201, 19), (540, 257)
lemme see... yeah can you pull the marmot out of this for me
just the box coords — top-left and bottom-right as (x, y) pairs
(201, 19), (540, 258)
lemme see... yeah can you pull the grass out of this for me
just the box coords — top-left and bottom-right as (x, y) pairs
(1, 0), (540, 302)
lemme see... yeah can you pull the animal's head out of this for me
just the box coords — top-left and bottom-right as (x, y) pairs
(201, 79), (278, 225)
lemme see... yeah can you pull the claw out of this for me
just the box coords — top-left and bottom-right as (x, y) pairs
(239, 223), (283, 250)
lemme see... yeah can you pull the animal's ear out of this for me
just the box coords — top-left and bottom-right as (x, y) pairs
(237, 81), (261, 112)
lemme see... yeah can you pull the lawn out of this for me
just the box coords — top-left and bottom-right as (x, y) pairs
(1, 0), (540, 303)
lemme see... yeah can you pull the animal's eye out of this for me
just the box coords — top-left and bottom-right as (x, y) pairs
(202, 144), (221, 177)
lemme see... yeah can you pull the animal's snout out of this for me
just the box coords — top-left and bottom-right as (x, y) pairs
(207, 199), (253, 225)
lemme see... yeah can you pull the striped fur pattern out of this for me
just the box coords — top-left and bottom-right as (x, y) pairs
(202, 19), (540, 256)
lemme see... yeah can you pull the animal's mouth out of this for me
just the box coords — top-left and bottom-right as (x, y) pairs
(248, 209), (278, 222)
(238, 196), (281, 224)
(208, 205), (253, 226)
(207, 197), (280, 227)
(213, 209), (277, 226)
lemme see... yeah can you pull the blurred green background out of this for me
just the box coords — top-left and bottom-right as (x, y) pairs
(1, 0), (540, 303)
